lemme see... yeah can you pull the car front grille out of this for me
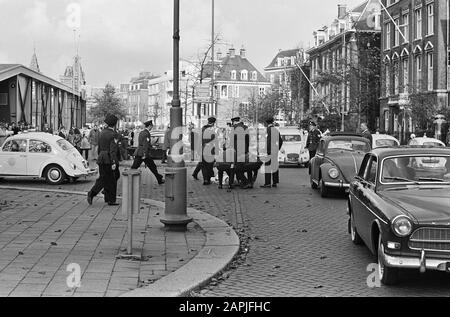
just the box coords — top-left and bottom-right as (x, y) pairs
(287, 154), (299, 160)
(409, 228), (450, 252)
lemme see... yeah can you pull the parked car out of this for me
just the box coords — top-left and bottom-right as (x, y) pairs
(0, 132), (97, 185)
(408, 136), (446, 148)
(372, 134), (400, 149)
(278, 127), (310, 167)
(309, 133), (371, 197)
(348, 147), (450, 285)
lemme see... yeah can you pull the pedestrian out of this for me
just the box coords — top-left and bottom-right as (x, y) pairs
(306, 121), (321, 160)
(42, 123), (53, 134)
(162, 125), (171, 164)
(73, 128), (82, 153)
(261, 117), (283, 188)
(361, 123), (373, 147)
(89, 125), (101, 161)
(192, 126), (203, 180)
(231, 117), (251, 189)
(80, 132), (91, 161)
(87, 114), (120, 206)
(10, 122), (20, 135)
(58, 127), (66, 139)
(201, 117), (217, 186)
(131, 121), (165, 185)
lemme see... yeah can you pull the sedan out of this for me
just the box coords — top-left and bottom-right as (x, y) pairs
(349, 147), (450, 285)
(0, 132), (97, 185)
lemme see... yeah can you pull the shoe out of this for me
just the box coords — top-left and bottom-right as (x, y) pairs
(260, 184), (272, 188)
(192, 175), (199, 180)
(203, 182), (212, 186)
(107, 202), (120, 206)
(87, 192), (93, 205)
(158, 179), (165, 185)
(272, 184), (278, 188)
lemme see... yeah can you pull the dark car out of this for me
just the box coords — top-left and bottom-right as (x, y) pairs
(348, 147), (450, 285)
(309, 133), (371, 197)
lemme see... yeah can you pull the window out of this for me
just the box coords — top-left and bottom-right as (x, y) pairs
(415, 55), (422, 90)
(427, 52), (433, 91)
(232, 85), (240, 98)
(270, 74), (275, 83)
(427, 4), (434, 35)
(0, 93), (7, 106)
(385, 64), (391, 96)
(402, 58), (409, 92)
(241, 70), (248, 81)
(393, 61), (399, 95)
(386, 23), (391, 49)
(403, 13), (409, 43)
(394, 19), (400, 46)
(57, 139), (74, 151)
(220, 85), (228, 98)
(365, 157), (378, 184)
(2, 139), (27, 153)
(259, 87), (266, 96)
(231, 70), (237, 80)
(415, 8), (422, 39)
(29, 140), (52, 153)
(251, 71), (257, 81)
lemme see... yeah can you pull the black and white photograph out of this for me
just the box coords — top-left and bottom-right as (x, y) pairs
(0, 0), (450, 304)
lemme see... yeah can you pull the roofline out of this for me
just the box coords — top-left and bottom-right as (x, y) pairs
(0, 64), (80, 96)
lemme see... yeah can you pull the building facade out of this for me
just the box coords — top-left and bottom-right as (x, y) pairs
(307, 0), (382, 132)
(125, 72), (156, 125)
(264, 48), (310, 126)
(203, 47), (271, 127)
(380, 0), (449, 143)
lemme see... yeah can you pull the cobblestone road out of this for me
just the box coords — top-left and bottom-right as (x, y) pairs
(2, 162), (450, 296)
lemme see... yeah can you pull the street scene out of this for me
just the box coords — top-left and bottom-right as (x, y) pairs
(1, 0), (450, 300)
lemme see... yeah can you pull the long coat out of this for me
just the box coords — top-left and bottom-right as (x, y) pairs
(134, 129), (152, 158)
(97, 128), (118, 165)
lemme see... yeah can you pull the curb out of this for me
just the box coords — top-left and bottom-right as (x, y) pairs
(0, 185), (240, 298)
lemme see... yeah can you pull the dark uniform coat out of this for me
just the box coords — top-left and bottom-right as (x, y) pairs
(134, 129), (152, 158)
(306, 129), (321, 153)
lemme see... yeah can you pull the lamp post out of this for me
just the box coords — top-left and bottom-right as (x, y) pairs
(161, 0), (192, 231)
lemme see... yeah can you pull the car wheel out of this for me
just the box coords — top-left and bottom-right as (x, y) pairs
(319, 179), (329, 198)
(44, 165), (67, 185)
(349, 212), (363, 245)
(377, 234), (399, 285)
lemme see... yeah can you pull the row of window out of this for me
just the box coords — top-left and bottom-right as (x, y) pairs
(384, 51), (434, 96)
(230, 70), (258, 81)
(218, 85), (267, 99)
(384, 3), (434, 50)
(2, 139), (52, 153)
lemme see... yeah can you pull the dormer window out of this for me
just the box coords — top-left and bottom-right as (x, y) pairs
(251, 71), (257, 81)
(231, 70), (237, 80)
(241, 70), (248, 81)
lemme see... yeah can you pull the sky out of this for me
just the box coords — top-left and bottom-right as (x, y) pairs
(0, 0), (364, 87)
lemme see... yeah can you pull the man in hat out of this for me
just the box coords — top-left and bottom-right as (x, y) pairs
(261, 117), (283, 188)
(87, 114), (120, 206)
(230, 117), (251, 188)
(201, 117), (217, 185)
(306, 121), (321, 160)
(131, 120), (165, 185)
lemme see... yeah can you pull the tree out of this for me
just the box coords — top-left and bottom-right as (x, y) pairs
(89, 84), (127, 122)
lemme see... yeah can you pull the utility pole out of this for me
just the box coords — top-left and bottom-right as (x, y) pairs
(161, 0), (192, 231)
(211, 0), (215, 118)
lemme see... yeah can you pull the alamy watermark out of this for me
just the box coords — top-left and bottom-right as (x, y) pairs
(66, 263), (82, 289)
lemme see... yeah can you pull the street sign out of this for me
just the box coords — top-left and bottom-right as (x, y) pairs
(194, 84), (213, 104)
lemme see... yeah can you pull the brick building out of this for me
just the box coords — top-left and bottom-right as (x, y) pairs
(307, 0), (382, 131)
(380, 0), (449, 142)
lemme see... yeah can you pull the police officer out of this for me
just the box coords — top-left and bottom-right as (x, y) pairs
(131, 120), (165, 185)
(87, 114), (120, 206)
(202, 117), (217, 186)
(261, 118), (283, 188)
(306, 121), (321, 159)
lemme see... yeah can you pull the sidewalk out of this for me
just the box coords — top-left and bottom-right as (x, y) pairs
(0, 188), (238, 297)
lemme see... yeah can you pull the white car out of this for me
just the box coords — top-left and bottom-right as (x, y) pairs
(408, 136), (446, 148)
(372, 134), (400, 149)
(278, 128), (310, 167)
(0, 132), (97, 185)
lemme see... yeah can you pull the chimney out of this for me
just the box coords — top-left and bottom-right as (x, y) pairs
(240, 47), (246, 58)
(338, 4), (347, 19)
(229, 47), (236, 58)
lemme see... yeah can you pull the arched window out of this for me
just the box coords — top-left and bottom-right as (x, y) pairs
(230, 70), (237, 80)
(251, 71), (257, 81)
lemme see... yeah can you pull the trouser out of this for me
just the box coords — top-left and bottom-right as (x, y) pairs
(193, 162), (202, 177)
(81, 149), (89, 160)
(131, 156), (163, 182)
(309, 150), (317, 160)
(91, 145), (99, 160)
(89, 164), (117, 203)
(264, 161), (279, 185)
(247, 162), (263, 185)
(217, 165), (234, 187)
(201, 159), (215, 183)
(234, 163), (248, 185)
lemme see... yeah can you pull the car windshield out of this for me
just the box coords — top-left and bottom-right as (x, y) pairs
(327, 139), (370, 153)
(57, 139), (75, 151)
(375, 139), (398, 148)
(282, 135), (302, 142)
(382, 156), (450, 184)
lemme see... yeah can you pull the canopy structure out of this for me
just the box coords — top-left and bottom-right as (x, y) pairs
(0, 64), (86, 130)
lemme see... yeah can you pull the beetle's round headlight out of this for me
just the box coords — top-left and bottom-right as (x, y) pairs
(392, 216), (413, 237)
(328, 168), (339, 179)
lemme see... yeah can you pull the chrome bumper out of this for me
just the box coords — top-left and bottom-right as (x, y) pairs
(383, 250), (450, 273)
(324, 182), (350, 189)
(74, 168), (98, 178)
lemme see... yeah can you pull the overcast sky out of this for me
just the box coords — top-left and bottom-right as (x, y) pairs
(0, 0), (363, 87)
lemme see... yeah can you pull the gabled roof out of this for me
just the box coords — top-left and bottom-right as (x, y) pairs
(205, 54), (268, 84)
(265, 49), (299, 70)
(0, 64), (80, 95)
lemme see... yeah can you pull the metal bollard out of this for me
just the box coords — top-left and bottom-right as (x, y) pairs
(120, 169), (141, 258)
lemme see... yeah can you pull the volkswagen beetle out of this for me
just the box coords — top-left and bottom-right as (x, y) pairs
(309, 133), (371, 197)
(0, 132), (97, 185)
(348, 147), (450, 285)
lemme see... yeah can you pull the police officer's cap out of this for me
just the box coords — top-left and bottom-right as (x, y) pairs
(208, 117), (217, 124)
(231, 117), (240, 123)
(104, 114), (118, 127)
(266, 117), (275, 125)
(144, 120), (153, 127)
